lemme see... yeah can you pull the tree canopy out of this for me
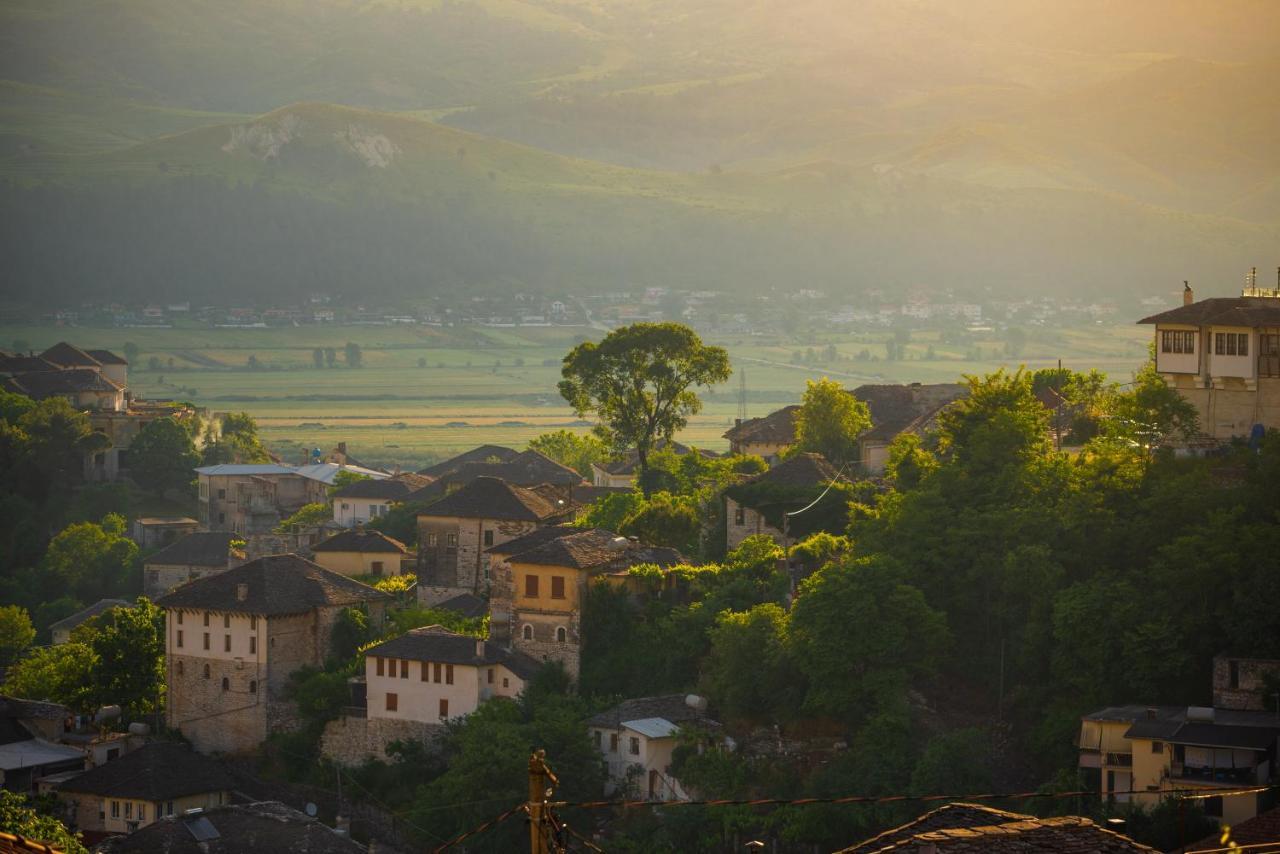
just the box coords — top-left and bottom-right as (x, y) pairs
(792, 377), (871, 468)
(128, 416), (199, 495)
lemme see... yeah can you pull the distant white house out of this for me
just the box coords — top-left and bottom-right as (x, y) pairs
(587, 695), (720, 801)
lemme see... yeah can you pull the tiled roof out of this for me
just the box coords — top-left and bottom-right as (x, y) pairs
(0, 355), (59, 375)
(852, 383), (967, 443)
(38, 342), (101, 368)
(57, 742), (234, 800)
(0, 696), (68, 721)
(598, 440), (717, 475)
(194, 463), (387, 483)
(144, 532), (241, 568)
(155, 554), (388, 615)
(6, 370), (122, 398)
(748, 452), (841, 489)
(311, 529), (408, 554)
(847, 815), (1159, 852)
(0, 830), (66, 853)
(417, 476), (570, 522)
(444, 449), (583, 486)
(434, 593), (488, 619)
(840, 803), (1033, 853)
(1086, 704), (1280, 748)
(486, 525), (582, 555)
(1184, 805), (1280, 852)
(505, 529), (628, 569)
(366, 626), (540, 679)
(417, 445), (520, 477)
(46, 599), (131, 634)
(85, 349), (128, 366)
(587, 694), (716, 729)
(723, 405), (800, 445)
(95, 801), (365, 853)
(329, 473), (431, 499)
(1138, 296), (1280, 327)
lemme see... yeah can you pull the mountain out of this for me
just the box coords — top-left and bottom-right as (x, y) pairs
(2, 103), (1275, 305)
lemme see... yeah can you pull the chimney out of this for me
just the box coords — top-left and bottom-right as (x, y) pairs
(1183, 281), (1194, 306)
(1145, 707), (1156, 720)
(475, 638), (485, 658)
(236, 583), (248, 602)
(734, 418), (741, 428)
(337, 441), (347, 457)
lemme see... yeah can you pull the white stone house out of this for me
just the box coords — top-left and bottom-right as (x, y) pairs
(587, 695), (720, 801)
(330, 473), (431, 528)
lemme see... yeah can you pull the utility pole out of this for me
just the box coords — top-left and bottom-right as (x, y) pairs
(528, 749), (559, 854)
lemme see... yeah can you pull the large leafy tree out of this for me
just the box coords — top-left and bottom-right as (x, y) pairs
(792, 377), (871, 468)
(0, 605), (36, 668)
(702, 603), (802, 725)
(40, 513), (139, 604)
(527, 429), (608, 479)
(3, 642), (98, 713)
(558, 323), (730, 495)
(128, 416), (199, 495)
(75, 598), (166, 717)
(0, 791), (87, 854)
(203, 411), (270, 464)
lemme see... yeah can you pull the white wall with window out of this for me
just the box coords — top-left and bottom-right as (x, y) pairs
(1155, 326), (1200, 375)
(1207, 327), (1254, 379)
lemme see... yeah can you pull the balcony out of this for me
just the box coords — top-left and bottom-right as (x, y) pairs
(1170, 764), (1259, 786)
(1104, 752), (1133, 768)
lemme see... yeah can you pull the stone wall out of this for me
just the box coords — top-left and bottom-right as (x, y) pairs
(320, 714), (443, 767)
(1167, 376), (1280, 439)
(419, 515), (541, 594)
(167, 651), (269, 754)
(1212, 655), (1280, 710)
(513, 611), (581, 680)
(725, 499), (783, 551)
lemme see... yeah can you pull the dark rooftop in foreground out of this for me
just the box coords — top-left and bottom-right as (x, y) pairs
(57, 742), (234, 801)
(95, 801), (366, 854)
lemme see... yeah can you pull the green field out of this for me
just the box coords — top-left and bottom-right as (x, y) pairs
(1, 322), (1151, 469)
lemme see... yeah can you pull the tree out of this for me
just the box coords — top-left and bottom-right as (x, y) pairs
(702, 604), (801, 724)
(122, 341), (140, 366)
(0, 605), (35, 668)
(792, 377), (871, 468)
(1106, 358), (1199, 445)
(312, 348), (324, 368)
(40, 514), (138, 604)
(324, 347), (337, 367)
(558, 323), (730, 495)
(789, 555), (948, 722)
(3, 642), (98, 712)
(910, 728), (994, 796)
(276, 502), (331, 532)
(16, 398), (107, 500)
(206, 411), (270, 464)
(127, 417), (199, 495)
(344, 341), (362, 368)
(617, 492), (702, 554)
(0, 791), (88, 854)
(527, 429), (608, 479)
(76, 598), (165, 717)
(935, 368), (1050, 475)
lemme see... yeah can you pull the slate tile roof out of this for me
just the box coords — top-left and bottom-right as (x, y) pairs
(329, 472), (431, 499)
(85, 349), (128, 366)
(57, 742), (235, 801)
(0, 355), (60, 375)
(839, 803), (1034, 853)
(745, 452), (841, 489)
(852, 383), (967, 443)
(144, 532), (241, 568)
(367, 625), (541, 679)
(597, 440), (717, 475)
(155, 554), (388, 615)
(723, 405), (800, 445)
(415, 476), (571, 522)
(95, 801), (366, 853)
(434, 593), (488, 619)
(1138, 296), (1280, 327)
(6, 369), (123, 398)
(46, 599), (131, 635)
(485, 525), (582, 555)
(587, 694), (717, 729)
(1184, 805), (1280, 851)
(38, 343), (102, 368)
(311, 529), (408, 555)
(417, 445), (520, 478)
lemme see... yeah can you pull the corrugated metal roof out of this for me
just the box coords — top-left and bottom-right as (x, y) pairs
(622, 718), (681, 739)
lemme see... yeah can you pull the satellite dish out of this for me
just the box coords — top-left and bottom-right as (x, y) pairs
(304, 803), (318, 817)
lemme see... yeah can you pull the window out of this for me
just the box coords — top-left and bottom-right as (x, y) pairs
(371, 560), (384, 576)
(487, 668), (494, 684)
(203, 612), (210, 627)
(1229, 660), (1240, 689)
(177, 611), (184, 625)
(433, 662), (442, 683)
(629, 737), (640, 756)
(594, 731), (602, 748)
(525, 575), (539, 597)
(1160, 330), (1196, 354)
(176, 630), (184, 648)
(522, 625), (533, 641)
(386, 692), (398, 712)
(551, 576), (565, 599)
(1214, 332), (1249, 356)
(1261, 333), (1280, 377)
(503, 677), (509, 688)
(217, 488), (226, 499)
(137, 804), (145, 822)
(439, 698), (449, 719)
(249, 680), (257, 694)
(218, 513), (225, 524)
(223, 614), (230, 628)
(1151, 741), (1163, 753)
(250, 615), (257, 630)
(483, 529), (494, 547)
(249, 636), (256, 655)
(445, 664), (454, 685)
(446, 533), (458, 547)
(400, 659), (409, 679)
(221, 677), (229, 692)
(202, 664), (210, 679)
(224, 635), (231, 652)
(427, 533), (437, 547)
(111, 801), (119, 819)
(376, 657), (384, 677)
(734, 505), (745, 525)
(124, 802), (132, 820)
(203, 633), (210, 650)
(556, 627), (567, 643)
(609, 733), (619, 752)
(165, 802), (174, 817)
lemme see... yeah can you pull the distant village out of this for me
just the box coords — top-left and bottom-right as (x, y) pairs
(2, 275), (1279, 854)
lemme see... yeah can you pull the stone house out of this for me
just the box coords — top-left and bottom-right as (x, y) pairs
(724, 452), (843, 551)
(722, 406), (799, 462)
(130, 517), (199, 550)
(157, 554), (389, 755)
(1137, 283), (1280, 439)
(415, 476), (576, 604)
(416, 444), (520, 479)
(407, 449), (585, 505)
(310, 528), (410, 578)
(587, 695), (719, 801)
(489, 528), (683, 679)
(196, 462), (386, 533)
(330, 472), (431, 527)
(143, 532), (245, 600)
(1212, 654), (1280, 711)
(56, 742), (235, 836)
(48, 599), (131, 645)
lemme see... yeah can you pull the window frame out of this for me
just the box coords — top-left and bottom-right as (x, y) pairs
(386, 692), (398, 712)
